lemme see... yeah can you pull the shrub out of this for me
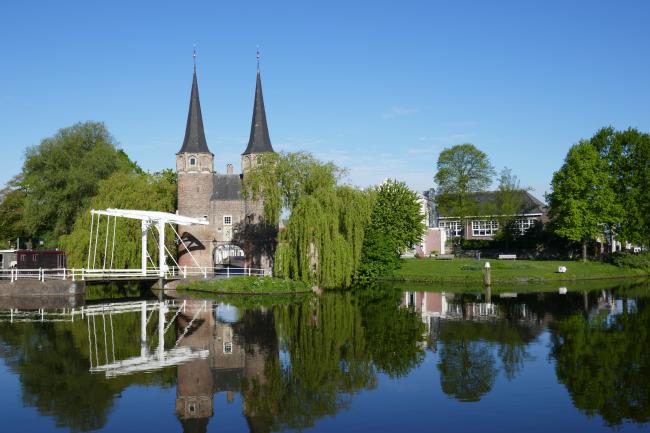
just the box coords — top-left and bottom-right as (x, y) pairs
(610, 252), (650, 270)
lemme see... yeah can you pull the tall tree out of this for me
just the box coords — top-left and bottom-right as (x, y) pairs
(590, 127), (650, 247)
(20, 122), (136, 244)
(547, 140), (618, 261)
(60, 170), (176, 269)
(492, 167), (530, 246)
(0, 175), (28, 247)
(434, 143), (495, 237)
(244, 152), (374, 288)
(359, 179), (425, 279)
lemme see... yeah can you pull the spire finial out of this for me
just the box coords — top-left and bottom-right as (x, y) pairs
(193, 45), (197, 71)
(256, 46), (260, 72)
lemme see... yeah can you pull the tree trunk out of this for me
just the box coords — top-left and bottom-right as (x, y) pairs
(582, 240), (587, 262)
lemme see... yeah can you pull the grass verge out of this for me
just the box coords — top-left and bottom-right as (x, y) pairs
(386, 258), (650, 285)
(177, 276), (312, 295)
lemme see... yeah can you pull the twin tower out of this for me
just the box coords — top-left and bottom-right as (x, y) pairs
(175, 57), (275, 270)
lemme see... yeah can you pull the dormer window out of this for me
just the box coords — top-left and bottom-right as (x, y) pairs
(189, 157), (197, 166)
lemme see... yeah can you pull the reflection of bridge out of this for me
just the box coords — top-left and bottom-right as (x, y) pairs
(0, 300), (212, 378)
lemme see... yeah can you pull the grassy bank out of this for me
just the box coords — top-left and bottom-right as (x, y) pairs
(177, 276), (312, 295)
(386, 258), (649, 285)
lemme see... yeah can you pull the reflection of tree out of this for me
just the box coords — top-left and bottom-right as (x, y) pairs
(438, 338), (497, 402)
(550, 300), (650, 426)
(0, 312), (175, 432)
(498, 343), (527, 381)
(244, 293), (375, 432)
(357, 289), (426, 378)
(241, 290), (428, 432)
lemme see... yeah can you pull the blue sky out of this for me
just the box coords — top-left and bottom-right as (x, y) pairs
(1, 0), (649, 199)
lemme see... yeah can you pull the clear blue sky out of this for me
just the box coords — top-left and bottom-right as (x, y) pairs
(1, 0), (649, 199)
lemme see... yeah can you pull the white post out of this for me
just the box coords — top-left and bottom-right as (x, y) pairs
(227, 267), (230, 278)
(183, 266), (187, 278)
(141, 301), (147, 358)
(158, 301), (165, 360)
(141, 220), (148, 276)
(157, 220), (166, 278)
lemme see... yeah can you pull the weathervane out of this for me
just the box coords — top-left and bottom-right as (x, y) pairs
(193, 45), (197, 70)
(256, 46), (260, 71)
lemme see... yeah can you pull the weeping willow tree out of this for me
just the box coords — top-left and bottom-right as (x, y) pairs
(244, 152), (374, 288)
(60, 170), (177, 268)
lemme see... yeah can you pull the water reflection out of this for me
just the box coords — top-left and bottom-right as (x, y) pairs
(0, 283), (648, 432)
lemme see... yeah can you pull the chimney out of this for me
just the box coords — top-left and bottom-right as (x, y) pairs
(226, 164), (233, 175)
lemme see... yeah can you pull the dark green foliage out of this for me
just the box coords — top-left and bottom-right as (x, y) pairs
(0, 176), (28, 247)
(610, 252), (650, 271)
(359, 179), (425, 279)
(20, 122), (137, 244)
(60, 170), (177, 268)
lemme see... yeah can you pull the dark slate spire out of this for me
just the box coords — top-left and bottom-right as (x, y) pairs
(178, 54), (211, 155)
(243, 52), (274, 155)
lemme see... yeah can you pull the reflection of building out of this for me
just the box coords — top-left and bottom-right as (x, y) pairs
(175, 300), (277, 433)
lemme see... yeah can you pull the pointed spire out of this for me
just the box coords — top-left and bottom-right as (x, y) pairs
(178, 49), (211, 155)
(243, 50), (274, 155)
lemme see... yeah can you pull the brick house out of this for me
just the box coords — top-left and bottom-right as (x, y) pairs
(176, 58), (275, 270)
(430, 190), (547, 241)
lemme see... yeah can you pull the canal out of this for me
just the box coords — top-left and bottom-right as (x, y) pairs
(0, 281), (649, 432)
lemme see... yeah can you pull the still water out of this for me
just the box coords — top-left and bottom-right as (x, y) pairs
(0, 283), (649, 432)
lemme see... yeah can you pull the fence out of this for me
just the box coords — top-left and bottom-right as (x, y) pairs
(0, 266), (272, 282)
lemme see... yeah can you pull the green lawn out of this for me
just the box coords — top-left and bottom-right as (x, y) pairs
(387, 258), (649, 284)
(177, 276), (311, 294)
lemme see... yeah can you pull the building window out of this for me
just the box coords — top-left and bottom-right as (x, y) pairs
(439, 220), (462, 237)
(223, 215), (232, 226)
(472, 220), (499, 237)
(515, 218), (536, 235)
(223, 341), (233, 354)
(189, 157), (197, 166)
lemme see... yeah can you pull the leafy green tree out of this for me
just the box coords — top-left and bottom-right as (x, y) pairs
(0, 175), (28, 247)
(245, 152), (374, 288)
(590, 127), (650, 247)
(547, 140), (619, 261)
(60, 170), (176, 268)
(491, 168), (531, 247)
(434, 143), (495, 238)
(359, 179), (424, 278)
(20, 122), (136, 244)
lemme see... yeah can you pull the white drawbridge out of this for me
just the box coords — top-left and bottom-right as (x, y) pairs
(87, 208), (208, 278)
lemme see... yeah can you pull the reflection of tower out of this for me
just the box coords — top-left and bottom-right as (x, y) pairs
(174, 300), (279, 433)
(176, 301), (215, 432)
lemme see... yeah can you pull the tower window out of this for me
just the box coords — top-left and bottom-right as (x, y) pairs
(189, 157), (197, 166)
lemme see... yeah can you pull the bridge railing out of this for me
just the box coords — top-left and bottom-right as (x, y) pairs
(0, 266), (272, 281)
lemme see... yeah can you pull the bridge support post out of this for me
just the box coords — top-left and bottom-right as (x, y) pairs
(141, 220), (148, 276)
(157, 220), (165, 278)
